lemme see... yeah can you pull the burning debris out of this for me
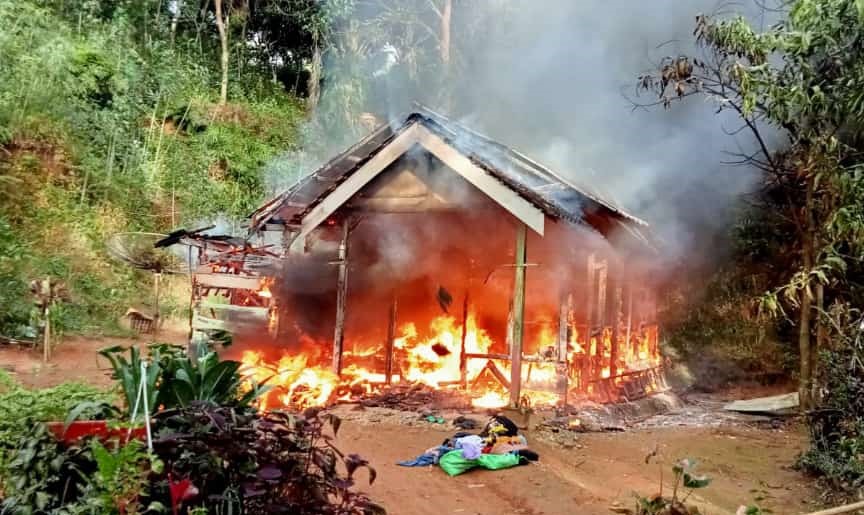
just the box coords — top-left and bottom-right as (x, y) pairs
(168, 108), (666, 413)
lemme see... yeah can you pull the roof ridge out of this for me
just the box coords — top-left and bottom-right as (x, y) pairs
(411, 106), (648, 227)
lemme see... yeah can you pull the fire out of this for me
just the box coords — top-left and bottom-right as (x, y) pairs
(236, 310), (662, 412)
(241, 350), (341, 410)
(472, 391), (508, 409)
(257, 278), (273, 298)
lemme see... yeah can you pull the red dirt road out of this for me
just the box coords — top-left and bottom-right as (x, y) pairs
(0, 334), (819, 515)
(338, 419), (816, 515)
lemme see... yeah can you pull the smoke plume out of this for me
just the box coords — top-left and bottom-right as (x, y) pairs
(266, 0), (783, 263)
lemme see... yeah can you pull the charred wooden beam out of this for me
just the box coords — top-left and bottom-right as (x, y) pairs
(464, 352), (557, 363)
(471, 360), (511, 390)
(607, 261), (620, 379)
(624, 281), (634, 364)
(557, 291), (571, 405)
(509, 223), (527, 407)
(585, 253), (597, 384)
(459, 291), (469, 387)
(385, 294), (397, 384)
(332, 218), (350, 375)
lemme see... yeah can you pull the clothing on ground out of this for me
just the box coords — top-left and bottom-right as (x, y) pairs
(455, 435), (485, 459)
(397, 445), (452, 467)
(438, 449), (522, 477)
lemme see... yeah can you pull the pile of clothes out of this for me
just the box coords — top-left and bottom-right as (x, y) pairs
(398, 415), (539, 476)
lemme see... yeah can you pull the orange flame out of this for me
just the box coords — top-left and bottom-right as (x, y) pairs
(238, 310), (662, 411)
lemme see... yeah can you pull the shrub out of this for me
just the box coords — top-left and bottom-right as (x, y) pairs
(151, 405), (384, 514)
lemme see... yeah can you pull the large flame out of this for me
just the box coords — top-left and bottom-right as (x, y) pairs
(238, 310), (661, 411)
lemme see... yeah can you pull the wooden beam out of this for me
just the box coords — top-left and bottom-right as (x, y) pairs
(557, 291), (571, 362)
(385, 294), (397, 384)
(296, 124), (421, 243)
(624, 280), (633, 364)
(557, 291), (571, 406)
(509, 223), (527, 407)
(332, 218), (350, 375)
(464, 353), (557, 363)
(414, 125), (545, 236)
(195, 273), (261, 290)
(606, 261), (620, 378)
(585, 253), (596, 383)
(459, 291), (469, 387)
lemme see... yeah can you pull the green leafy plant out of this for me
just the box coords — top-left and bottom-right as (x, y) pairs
(166, 352), (261, 408)
(0, 423), (96, 514)
(99, 345), (162, 419)
(100, 344), (268, 414)
(0, 381), (114, 459)
(616, 455), (713, 515)
(83, 439), (162, 514)
(150, 404), (384, 514)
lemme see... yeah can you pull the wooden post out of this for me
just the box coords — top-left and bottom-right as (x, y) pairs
(459, 291), (469, 387)
(509, 223), (527, 407)
(332, 219), (350, 376)
(153, 272), (161, 336)
(557, 291), (571, 405)
(607, 262), (620, 379)
(385, 294), (397, 384)
(43, 305), (51, 363)
(584, 254), (596, 387)
(624, 281), (634, 364)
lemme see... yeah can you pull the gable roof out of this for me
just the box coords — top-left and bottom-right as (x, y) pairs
(249, 106), (654, 250)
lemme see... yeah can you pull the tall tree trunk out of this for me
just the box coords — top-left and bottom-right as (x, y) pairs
(799, 174), (816, 410)
(214, 0), (229, 105)
(307, 33), (322, 113)
(439, 0), (452, 111)
(170, 0), (183, 45)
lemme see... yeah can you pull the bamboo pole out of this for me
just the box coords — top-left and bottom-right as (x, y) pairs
(803, 500), (864, 515)
(509, 223), (527, 407)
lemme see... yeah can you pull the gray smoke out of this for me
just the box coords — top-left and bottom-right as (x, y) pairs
(268, 0), (783, 262)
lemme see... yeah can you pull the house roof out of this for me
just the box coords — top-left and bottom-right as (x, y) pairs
(248, 106), (654, 251)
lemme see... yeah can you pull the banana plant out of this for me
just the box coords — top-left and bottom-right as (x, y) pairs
(98, 345), (162, 420)
(167, 352), (267, 408)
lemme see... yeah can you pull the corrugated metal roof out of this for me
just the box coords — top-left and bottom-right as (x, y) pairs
(248, 107), (653, 249)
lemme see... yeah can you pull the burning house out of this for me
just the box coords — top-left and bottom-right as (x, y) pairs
(178, 107), (666, 411)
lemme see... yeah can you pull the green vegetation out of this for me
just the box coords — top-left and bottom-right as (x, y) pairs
(98, 343), (269, 415)
(0, 1), (305, 337)
(0, 371), (116, 498)
(0, 348), (380, 514)
(642, 0), (864, 499)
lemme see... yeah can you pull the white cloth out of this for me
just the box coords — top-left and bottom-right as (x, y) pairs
(455, 435), (485, 460)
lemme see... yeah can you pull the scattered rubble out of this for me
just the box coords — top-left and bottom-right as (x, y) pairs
(352, 384), (473, 411)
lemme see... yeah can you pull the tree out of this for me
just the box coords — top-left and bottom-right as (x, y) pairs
(637, 0), (864, 409)
(214, 0), (230, 105)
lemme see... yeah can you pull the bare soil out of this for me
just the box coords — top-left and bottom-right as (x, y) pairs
(0, 333), (821, 515)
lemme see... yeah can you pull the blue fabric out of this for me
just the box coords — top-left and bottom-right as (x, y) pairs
(398, 445), (452, 467)
(397, 454), (437, 467)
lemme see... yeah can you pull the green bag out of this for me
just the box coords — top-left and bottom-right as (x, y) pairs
(438, 450), (522, 476)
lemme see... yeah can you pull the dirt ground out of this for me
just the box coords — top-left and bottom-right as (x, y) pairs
(0, 334), (821, 515)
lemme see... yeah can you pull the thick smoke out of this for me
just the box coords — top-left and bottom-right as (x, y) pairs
(441, 0), (774, 261)
(271, 0), (783, 263)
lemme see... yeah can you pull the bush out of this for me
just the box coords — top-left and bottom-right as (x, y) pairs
(151, 405), (383, 514)
(798, 346), (864, 494)
(0, 380), (115, 457)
